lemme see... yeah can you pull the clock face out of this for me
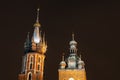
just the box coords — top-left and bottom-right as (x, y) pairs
(69, 78), (74, 80)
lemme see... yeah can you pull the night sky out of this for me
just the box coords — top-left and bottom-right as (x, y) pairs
(0, 0), (120, 80)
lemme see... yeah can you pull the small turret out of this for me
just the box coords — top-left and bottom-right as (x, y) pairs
(69, 33), (77, 53)
(24, 32), (31, 53)
(60, 53), (66, 69)
(38, 33), (47, 54)
(78, 55), (85, 69)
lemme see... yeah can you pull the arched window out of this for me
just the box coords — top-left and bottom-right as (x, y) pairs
(38, 57), (40, 62)
(30, 63), (33, 69)
(27, 72), (32, 80)
(29, 56), (33, 69)
(38, 64), (40, 70)
(30, 56), (33, 62)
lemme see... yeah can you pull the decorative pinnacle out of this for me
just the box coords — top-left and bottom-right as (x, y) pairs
(42, 32), (45, 44)
(72, 33), (75, 40)
(79, 54), (82, 60)
(34, 8), (41, 27)
(26, 32), (30, 42)
(36, 8), (40, 23)
(27, 32), (30, 38)
(62, 53), (65, 61)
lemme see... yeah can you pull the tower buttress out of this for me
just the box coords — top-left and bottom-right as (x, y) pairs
(18, 8), (47, 80)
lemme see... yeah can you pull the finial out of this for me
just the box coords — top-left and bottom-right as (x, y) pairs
(26, 32), (30, 42)
(36, 8), (40, 22)
(72, 33), (74, 40)
(42, 32), (45, 44)
(79, 54), (82, 60)
(34, 8), (41, 27)
(27, 32), (30, 38)
(62, 53), (65, 61)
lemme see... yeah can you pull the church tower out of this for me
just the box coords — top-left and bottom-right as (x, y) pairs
(18, 9), (47, 80)
(58, 34), (87, 80)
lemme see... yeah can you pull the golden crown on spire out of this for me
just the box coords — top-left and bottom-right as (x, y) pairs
(34, 8), (41, 27)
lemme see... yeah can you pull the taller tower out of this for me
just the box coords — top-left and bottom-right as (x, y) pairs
(58, 34), (87, 80)
(18, 9), (47, 80)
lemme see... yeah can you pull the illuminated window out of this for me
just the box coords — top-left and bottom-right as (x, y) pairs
(30, 63), (33, 69)
(38, 57), (40, 62)
(30, 56), (33, 62)
(38, 64), (40, 70)
(29, 56), (33, 69)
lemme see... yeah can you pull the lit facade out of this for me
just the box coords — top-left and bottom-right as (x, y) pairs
(18, 9), (47, 80)
(18, 9), (87, 80)
(58, 34), (87, 80)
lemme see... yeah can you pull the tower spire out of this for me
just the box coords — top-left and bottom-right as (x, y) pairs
(79, 54), (82, 60)
(33, 8), (41, 44)
(36, 8), (39, 23)
(62, 53), (65, 61)
(34, 8), (41, 27)
(72, 33), (74, 41)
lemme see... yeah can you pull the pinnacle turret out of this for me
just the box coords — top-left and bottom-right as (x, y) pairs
(69, 33), (77, 54)
(24, 32), (31, 53)
(60, 53), (66, 69)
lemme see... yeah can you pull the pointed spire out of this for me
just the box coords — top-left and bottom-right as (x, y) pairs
(79, 54), (82, 61)
(34, 8), (41, 27)
(36, 8), (40, 23)
(24, 32), (31, 53)
(26, 32), (30, 43)
(43, 32), (45, 45)
(62, 53), (65, 61)
(27, 32), (30, 39)
(72, 33), (75, 40)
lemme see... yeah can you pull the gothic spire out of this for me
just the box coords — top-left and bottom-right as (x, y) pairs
(24, 32), (31, 53)
(25, 32), (30, 46)
(62, 53), (65, 61)
(34, 8), (41, 27)
(33, 8), (41, 44)
(72, 33), (75, 41)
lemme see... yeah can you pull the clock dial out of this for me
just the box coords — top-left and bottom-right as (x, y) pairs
(69, 78), (74, 80)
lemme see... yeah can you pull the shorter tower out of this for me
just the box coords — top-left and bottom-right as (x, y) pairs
(18, 9), (47, 80)
(58, 34), (87, 80)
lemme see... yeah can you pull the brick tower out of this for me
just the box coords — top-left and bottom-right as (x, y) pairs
(58, 34), (87, 80)
(18, 9), (47, 80)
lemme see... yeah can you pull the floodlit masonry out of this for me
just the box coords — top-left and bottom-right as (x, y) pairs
(18, 9), (87, 80)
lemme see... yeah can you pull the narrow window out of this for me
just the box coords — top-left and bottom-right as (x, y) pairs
(38, 64), (40, 70)
(38, 57), (40, 62)
(30, 63), (32, 69)
(28, 73), (32, 80)
(30, 56), (33, 62)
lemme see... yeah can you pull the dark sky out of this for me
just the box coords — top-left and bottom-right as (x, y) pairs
(0, 0), (120, 80)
